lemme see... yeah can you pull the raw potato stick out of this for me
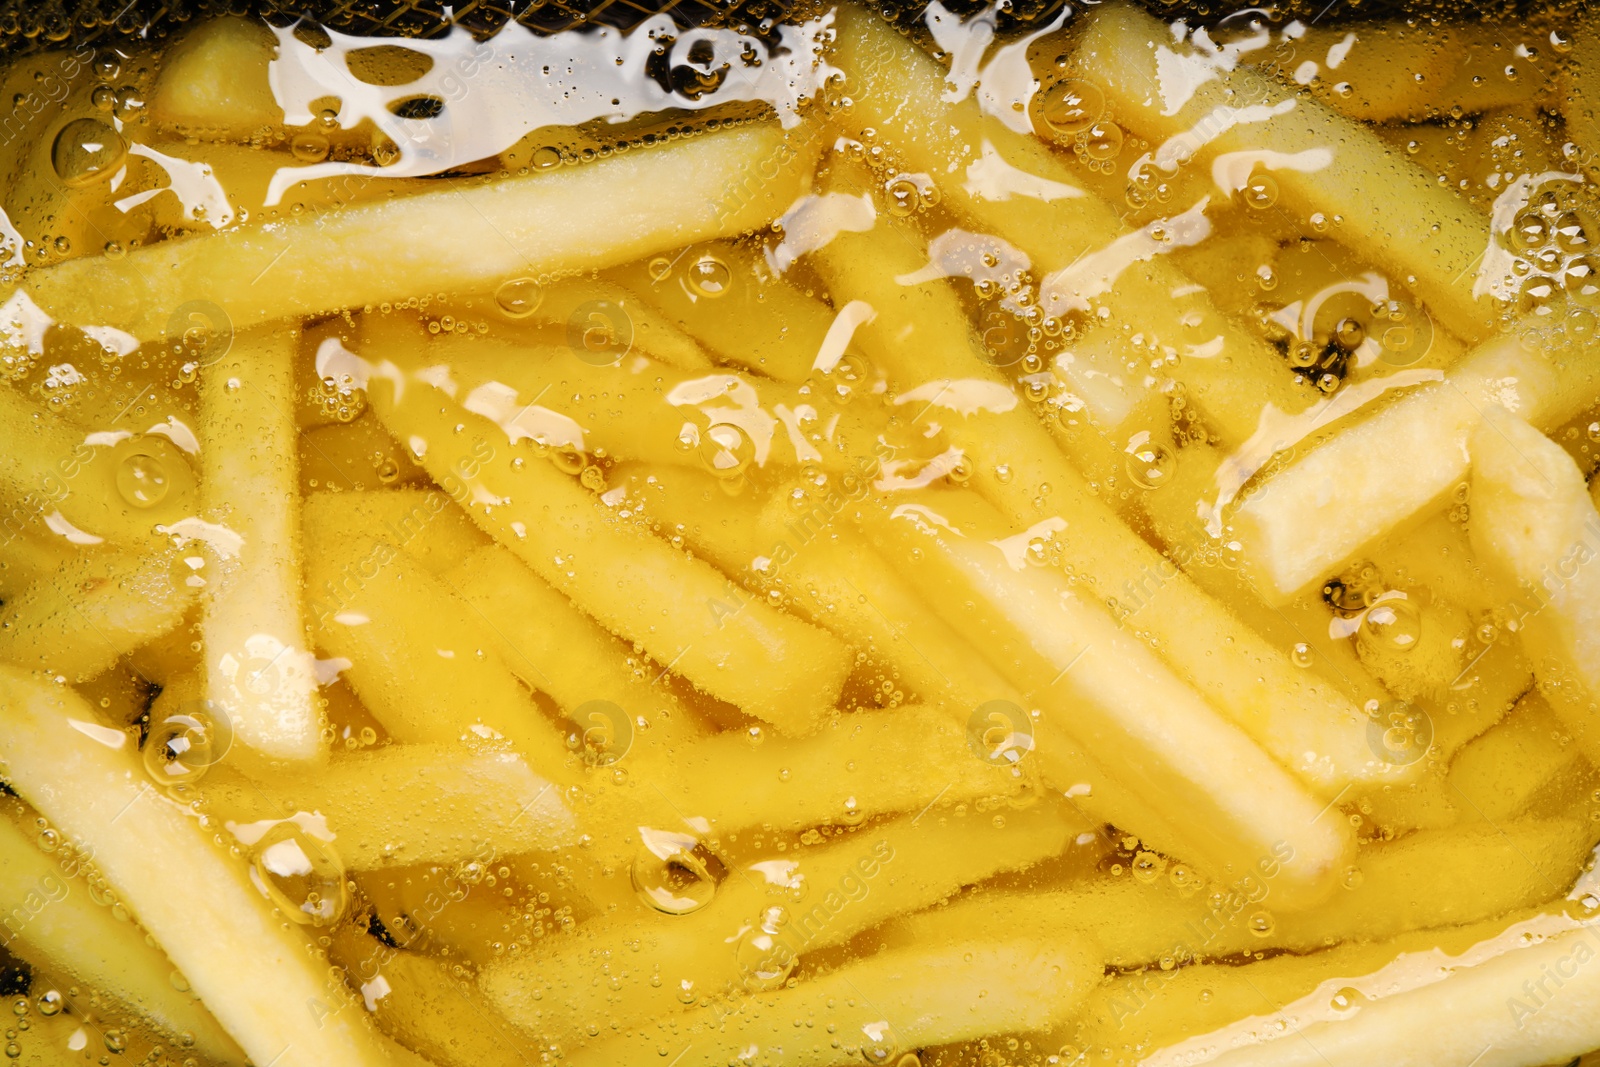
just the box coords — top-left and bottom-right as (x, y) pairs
(300, 521), (578, 782)
(200, 744), (576, 869)
(1233, 330), (1599, 601)
(1074, 2), (1494, 342)
(199, 326), (324, 766)
(514, 275), (714, 372)
(0, 812), (245, 1064)
(362, 348), (852, 736)
(306, 489), (490, 578)
(572, 935), (1101, 1067)
(1469, 409), (1600, 764)
(444, 544), (708, 753)
(26, 123), (818, 340)
(826, 6), (1310, 448)
(481, 804), (1085, 1043)
(0, 667), (406, 1067)
(0, 546), (191, 682)
(815, 220), (1387, 799)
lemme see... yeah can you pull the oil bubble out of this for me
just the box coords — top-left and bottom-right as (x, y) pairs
(51, 117), (126, 186)
(1511, 209), (1550, 251)
(143, 703), (230, 786)
(1242, 172), (1279, 210)
(1083, 120), (1123, 161)
(860, 1020), (898, 1064)
(1043, 80), (1103, 136)
(494, 277), (543, 319)
(1555, 212), (1592, 254)
(530, 145), (562, 170)
(115, 450), (171, 508)
(250, 822), (349, 927)
(684, 255), (732, 299)
(1125, 439), (1176, 490)
(1564, 254), (1600, 306)
(1246, 910), (1275, 938)
(290, 131), (329, 163)
(735, 906), (796, 991)
(1330, 987), (1365, 1012)
(698, 422), (755, 479)
(630, 828), (723, 915)
(1361, 596), (1421, 652)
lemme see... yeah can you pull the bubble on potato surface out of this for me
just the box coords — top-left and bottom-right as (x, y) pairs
(860, 1020), (899, 1064)
(699, 422), (754, 478)
(684, 254), (732, 299)
(630, 828), (722, 915)
(1360, 595), (1421, 652)
(250, 822), (349, 927)
(494, 277), (543, 318)
(1082, 120), (1122, 161)
(735, 906), (795, 991)
(1043, 80), (1103, 137)
(115, 450), (171, 509)
(1242, 171), (1279, 210)
(142, 703), (230, 786)
(51, 117), (126, 186)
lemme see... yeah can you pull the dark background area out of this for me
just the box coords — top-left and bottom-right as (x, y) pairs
(0, 0), (1582, 57)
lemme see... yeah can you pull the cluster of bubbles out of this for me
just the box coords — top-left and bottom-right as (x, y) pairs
(309, 374), (367, 424)
(1501, 186), (1598, 333)
(1040, 80), (1123, 172)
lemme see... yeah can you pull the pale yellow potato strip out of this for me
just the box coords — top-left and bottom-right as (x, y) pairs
(1449, 694), (1590, 825)
(1074, 2), (1493, 342)
(827, 7), (1309, 447)
(199, 326), (323, 766)
(0, 812), (244, 1064)
(1469, 409), (1600, 765)
(443, 544), (706, 752)
(605, 238), (834, 383)
(0, 546), (190, 683)
(1190, 917), (1600, 1067)
(200, 744), (576, 869)
(897, 816), (1589, 967)
(148, 17), (279, 141)
(301, 518), (577, 782)
(362, 350), (851, 736)
(1234, 331), (1599, 601)
(572, 935), (1101, 1067)
(521, 275), (714, 372)
(816, 222), (1385, 798)
(307, 488), (489, 577)
(0, 666), (404, 1067)
(863, 489), (1355, 909)
(481, 803), (1084, 1042)
(26, 123), (816, 340)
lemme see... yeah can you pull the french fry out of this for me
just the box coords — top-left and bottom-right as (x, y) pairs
(199, 326), (323, 767)
(1171, 914), (1600, 1067)
(442, 544), (707, 752)
(0, 666), (406, 1067)
(570, 934), (1101, 1067)
(1232, 330), (1598, 601)
(1073, 2), (1494, 342)
(26, 123), (818, 340)
(481, 802), (1086, 1043)
(1449, 693), (1592, 825)
(361, 348), (852, 736)
(1468, 407), (1600, 764)
(365, 312), (876, 475)
(861, 487), (1356, 909)
(300, 519), (577, 782)
(353, 862), (520, 971)
(0, 809), (245, 1063)
(199, 743), (575, 870)
(329, 926), (531, 1067)
(896, 815), (1589, 969)
(299, 417), (430, 494)
(825, 8), (1312, 448)
(305, 489), (488, 578)
(814, 214), (1387, 801)
(613, 462), (1214, 857)
(148, 17), (279, 141)
(0, 545), (190, 683)
(605, 238), (834, 383)
(513, 274), (714, 372)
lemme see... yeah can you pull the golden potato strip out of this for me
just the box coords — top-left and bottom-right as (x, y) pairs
(481, 803), (1084, 1042)
(26, 124), (817, 340)
(815, 219), (1386, 799)
(605, 238), (834, 383)
(147, 17), (278, 140)
(363, 355), (851, 736)
(1469, 409), (1600, 764)
(0, 546), (189, 683)
(200, 744), (575, 869)
(1450, 694), (1592, 825)
(864, 488), (1355, 909)
(522, 275), (714, 372)
(896, 816), (1589, 967)
(619, 463), (1201, 853)
(301, 521), (576, 781)
(572, 935), (1101, 1067)
(0, 812), (245, 1063)
(199, 326), (322, 766)
(639, 705), (1025, 833)
(443, 544), (706, 751)
(1185, 916), (1600, 1067)
(1234, 332), (1598, 601)
(1282, 23), (1554, 122)
(372, 315), (875, 474)
(329, 927), (530, 1067)
(0, 667), (402, 1067)
(1075, 3), (1493, 341)
(305, 489), (488, 577)
(826, 7), (1308, 447)
(298, 418), (430, 494)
